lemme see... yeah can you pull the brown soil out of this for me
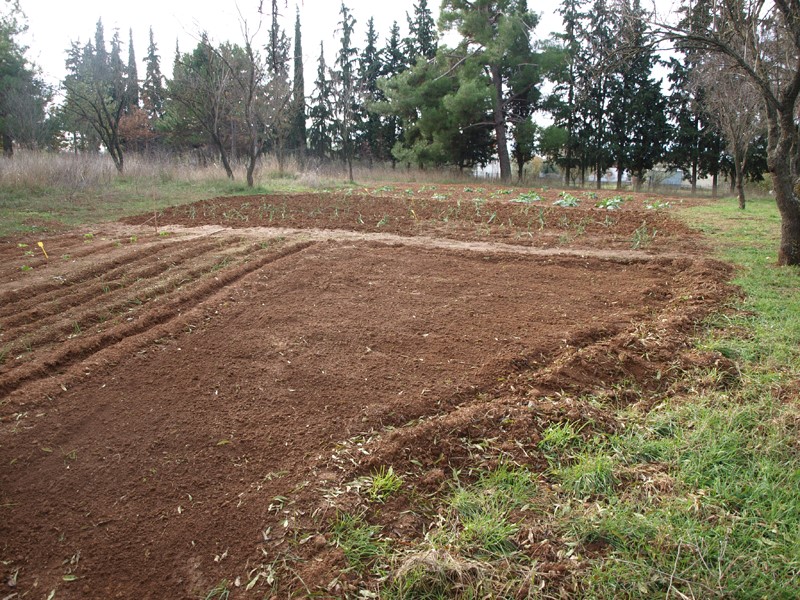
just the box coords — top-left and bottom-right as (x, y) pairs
(0, 186), (734, 598)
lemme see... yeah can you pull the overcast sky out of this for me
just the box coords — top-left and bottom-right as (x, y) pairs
(19, 0), (567, 89)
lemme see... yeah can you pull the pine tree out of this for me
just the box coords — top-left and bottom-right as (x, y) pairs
(125, 29), (139, 112)
(439, 0), (541, 181)
(142, 27), (165, 120)
(308, 42), (333, 159)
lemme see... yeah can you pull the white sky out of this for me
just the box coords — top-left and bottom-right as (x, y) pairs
(19, 0), (565, 89)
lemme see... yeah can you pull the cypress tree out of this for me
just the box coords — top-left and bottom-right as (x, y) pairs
(359, 17), (384, 162)
(405, 0), (437, 62)
(289, 7), (307, 157)
(308, 41), (333, 159)
(142, 27), (165, 120)
(125, 28), (139, 113)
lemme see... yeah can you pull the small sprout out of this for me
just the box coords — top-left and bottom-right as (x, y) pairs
(20, 265), (33, 272)
(83, 233), (94, 241)
(129, 235), (138, 243)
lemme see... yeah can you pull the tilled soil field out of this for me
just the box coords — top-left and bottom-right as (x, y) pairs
(0, 186), (733, 598)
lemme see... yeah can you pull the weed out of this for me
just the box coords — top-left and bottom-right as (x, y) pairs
(631, 221), (657, 249)
(203, 580), (230, 600)
(367, 466), (403, 503)
(20, 265), (32, 271)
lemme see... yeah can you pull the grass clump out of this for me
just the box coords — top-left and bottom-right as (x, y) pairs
(330, 511), (388, 571)
(367, 465), (404, 503)
(557, 453), (617, 498)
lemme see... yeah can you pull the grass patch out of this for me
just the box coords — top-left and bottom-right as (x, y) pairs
(330, 511), (388, 572)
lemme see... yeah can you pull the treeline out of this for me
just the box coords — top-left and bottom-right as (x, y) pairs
(0, 0), (767, 196)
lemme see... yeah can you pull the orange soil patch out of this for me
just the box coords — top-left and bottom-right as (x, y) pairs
(0, 189), (733, 598)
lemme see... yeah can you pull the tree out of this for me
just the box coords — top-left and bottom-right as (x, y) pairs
(575, 0), (615, 188)
(237, 17), (291, 186)
(607, 0), (669, 190)
(657, 0), (800, 265)
(359, 17), (385, 163)
(542, 0), (586, 184)
(511, 117), (537, 180)
(288, 7), (307, 159)
(142, 28), (165, 120)
(308, 42), (334, 159)
(378, 49), (495, 170)
(0, 1), (51, 154)
(167, 35), (237, 177)
(381, 21), (406, 164)
(665, 0), (717, 194)
(62, 19), (129, 171)
(693, 54), (764, 208)
(405, 0), (438, 61)
(439, 0), (541, 181)
(264, 1), (293, 173)
(125, 29), (139, 112)
(332, 2), (360, 182)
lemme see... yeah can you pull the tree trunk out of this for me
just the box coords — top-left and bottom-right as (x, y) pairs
(771, 111), (800, 266)
(615, 161), (623, 190)
(489, 64), (511, 181)
(3, 134), (13, 157)
(211, 133), (235, 179)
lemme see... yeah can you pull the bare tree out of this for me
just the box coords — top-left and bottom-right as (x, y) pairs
(169, 36), (237, 178)
(656, 0), (800, 265)
(692, 54), (765, 209)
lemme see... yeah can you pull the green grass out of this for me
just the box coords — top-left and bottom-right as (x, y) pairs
(330, 511), (388, 571)
(568, 196), (800, 598)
